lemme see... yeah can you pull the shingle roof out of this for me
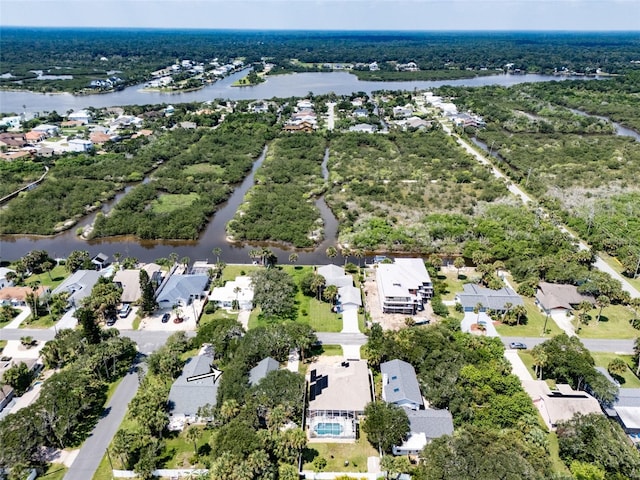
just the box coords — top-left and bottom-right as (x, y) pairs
(381, 359), (423, 408)
(317, 264), (353, 288)
(405, 408), (454, 439)
(536, 282), (595, 311)
(168, 355), (219, 417)
(338, 285), (362, 307)
(157, 274), (209, 305)
(457, 283), (523, 311)
(51, 270), (101, 306)
(249, 357), (280, 386)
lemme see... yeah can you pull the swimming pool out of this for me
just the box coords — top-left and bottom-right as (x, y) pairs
(314, 422), (343, 436)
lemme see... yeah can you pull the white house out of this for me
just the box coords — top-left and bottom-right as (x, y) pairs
(209, 276), (254, 310)
(68, 110), (92, 124)
(0, 116), (22, 129)
(32, 124), (61, 136)
(0, 268), (16, 289)
(376, 258), (433, 314)
(68, 139), (93, 152)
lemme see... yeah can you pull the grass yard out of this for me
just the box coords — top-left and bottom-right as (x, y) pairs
(309, 344), (343, 357)
(199, 308), (239, 327)
(157, 427), (214, 468)
(40, 464), (68, 480)
(25, 264), (69, 290)
(20, 313), (57, 329)
(548, 432), (570, 474)
(0, 340), (6, 354)
(221, 264), (259, 282)
(577, 304), (638, 339)
(495, 296), (564, 338)
(302, 432), (378, 473)
(92, 454), (112, 480)
(151, 193), (199, 214)
(518, 351), (556, 388)
(590, 352), (640, 388)
(599, 252), (640, 293)
(438, 270), (468, 301)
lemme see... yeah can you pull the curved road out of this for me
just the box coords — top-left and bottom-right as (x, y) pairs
(440, 120), (639, 300)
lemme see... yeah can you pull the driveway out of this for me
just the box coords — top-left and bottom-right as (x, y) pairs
(5, 306), (30, 328)
(460, 311), (499, 337)
(341, 308), (360, 333)
(504, 349), (534, 382)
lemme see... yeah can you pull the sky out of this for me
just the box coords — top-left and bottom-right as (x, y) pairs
(1, 0), (640, 31)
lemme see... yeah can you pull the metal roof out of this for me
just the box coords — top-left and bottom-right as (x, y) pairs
(381, 359), (423, 408)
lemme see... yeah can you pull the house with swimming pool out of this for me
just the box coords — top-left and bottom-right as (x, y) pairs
(306, 359), (372, 441)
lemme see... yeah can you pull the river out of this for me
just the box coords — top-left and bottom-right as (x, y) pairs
(0, 71), (601, 115)
(0, 72), (610, 263)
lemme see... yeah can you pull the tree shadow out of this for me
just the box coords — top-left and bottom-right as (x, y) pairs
(611, 372), (626, 385)
(597, 315), (610, 323)
(458, 274), (468, 281)
(302, 447), (319, 463)
(198, 443), (212, 457)
(308, 344), (326, 357)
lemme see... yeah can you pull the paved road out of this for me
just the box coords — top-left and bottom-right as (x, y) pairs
(326, 102), (336, 131)
(317, 332), (367, 346)
(440, 120), (639, 300)
(502, 336), (636, 355)
(63, 359), (143, 480)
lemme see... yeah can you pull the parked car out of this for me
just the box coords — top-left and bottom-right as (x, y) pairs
(509, 342), (527, 350)
(106, 316), (117, 327)
(161, 313), (170, 323)
(118, 304), (131, 318)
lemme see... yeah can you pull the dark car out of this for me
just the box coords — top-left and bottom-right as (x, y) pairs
(509, 342), (527, 350)
(161, 313), (170, 323)
(106, 316), (117, 327)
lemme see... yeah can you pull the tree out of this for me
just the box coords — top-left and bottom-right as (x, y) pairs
(288, 252), (298, 265)
(250, 268), (297, 319)
(139, 270), (157, 315)
(353, 249), (365, 267)
(310, 273), (326, 300)
(607, 358), (627, 378)
(531, 344), (548, 380)
(66, 250), (90, 273)
(76, 307), (101, 344)
(361, 401), (409, 453)
(184, 425), (201, 457)
(453, 257), (465, 277)
(341, 247), (351, 266)
(569, 461), (605, 480)
(3, 362), (34, 395)
(595, 295), (610, 323)
(82, 277), (122, 324)
(323, 284), (338, 304)
(212, 247), (222, 264)
(325, 246), (338, 260)
(512, 304), (527, 326)
(428, 255), (443, 271)
(576, 300), (593, 330)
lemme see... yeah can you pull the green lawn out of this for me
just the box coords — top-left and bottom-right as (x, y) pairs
(105, 376), (125, 405)
(25, 264), (69, 290)
(599, 252), (640, 293)
(0, 340), (6, 354)
(221, 264), (259, 282)
(199, 308), (239, 327)
(495, 296), (564, 338)
(302, 432), (378, 473)
(19, 313), (57, 329)
(309, 344), (343, 357)
(590, 352), (640, 388)
(438, 270), (467, 301)
(548, 432), (570, 474)
(151, 193), (199, 214)
(40, 463), (68, 480)
(518, 351), (556, 388)
(183, 163), (225, 176)
(157, 427), (214, 468)
(577, 304), (638, 339)
(92, 454), (112, 480)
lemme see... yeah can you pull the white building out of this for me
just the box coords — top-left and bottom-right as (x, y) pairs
(209, 276), (254, 310)
(376, 258), (433, 314)
(68, 110), (92, 124)
(68, 139), (93, 152)
(0, 268), (16, 289)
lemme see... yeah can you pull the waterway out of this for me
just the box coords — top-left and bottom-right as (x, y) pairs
(568, 108), (640, 142)
(0, 71), (602, 115)
(0, 72), (610, 263)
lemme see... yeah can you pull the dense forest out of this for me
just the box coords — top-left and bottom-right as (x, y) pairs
(2, 29), (639, 92)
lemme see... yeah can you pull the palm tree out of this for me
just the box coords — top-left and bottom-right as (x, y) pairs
(596, 295), (610, 323)
(169, 252), (179, 266)
(502, 302), (513, 323)
(473, 302), (483, 325)
(608, 358), (627, 379)
(310, 274), (326, 301)
(353, 249), (365, 267)
(493, 260), (506, 276)
(341, 247), (351, 266)
(184, 425), (201, 457)
(453, 257), (465, 277)
(531, 344), (547, 380)
(212, 247), (222, 264)
(233, 286), (242, 310)
(249, 249), (260, 264)
(428, 255), (443, 271)
(323, 285), (338, 304)
(181, 256), (191, 270)
(261, 247), (276, 267)
(288, 252), (299, 265)
(576, 300), (593, 330)
(326, 246), (338, 261)
(512, 304), (527, 326)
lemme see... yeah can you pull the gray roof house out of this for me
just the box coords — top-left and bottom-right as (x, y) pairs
(317, 264), (353, 288)
(393, 408), (454, 455)
(249, 357), (280, 386)
(52, 270), (102, 308)
(113, 263), (163, 304)
(381, 359), (423, 411)
(156, 274), (209, 306)
(455, 283), (523, 312)
(337, 285), (362, 312)
(168, 353), (219, 429)
(536, 282), (595, 313)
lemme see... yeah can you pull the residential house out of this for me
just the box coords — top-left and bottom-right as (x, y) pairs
(603, 387), (640, 435)
(68, 110), (92, 125)
(209, 275), (254, 310)
(376, 258), (433, 314)
(0, 116), (22, 129)
(381, 359), (423, 411)
(24, 131), (46, 144)
(392, 408), (454, 455)
(405, 117), (432, 130)
(393, 106), (414, 119)
(89, 131), (113, 144)
(91, 253), (109, 271)
(51, 270), (101, 308)
(348, 124), (376, 134)
(0, 133), (27, 148)
(32, 124), (60, 136)
(337, 285), (362, 312)
(283, 122), (315, 133)
(317, 264), (353, 289)
(156, 274), (209, 307)
(0, 268), (16, 289)
(353, 108), (369, 118)
(113, 263), (163, 304)
(249, 357), (280, 386)
(535, 282), (595, 315)
(168, 349), (219, 430)
(307, 359), (372, 440)
(0, 285), (50, 307)
(68, 139), (93, 152)
(0, 151), (31, 161)
(455, 284), (524, 313)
